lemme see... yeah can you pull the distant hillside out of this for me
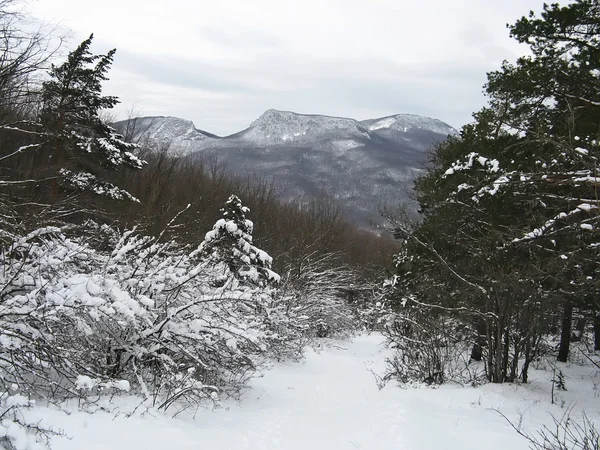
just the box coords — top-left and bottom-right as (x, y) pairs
(114, 110), (457, 226)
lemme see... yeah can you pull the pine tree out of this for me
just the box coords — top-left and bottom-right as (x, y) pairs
(199, 195), (280, 286)
(465, 0), (599, 363)
(40, 34), (145, 201)
(386, 0), (600, 382)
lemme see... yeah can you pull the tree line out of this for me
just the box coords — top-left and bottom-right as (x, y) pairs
(383, 0), (600, 384)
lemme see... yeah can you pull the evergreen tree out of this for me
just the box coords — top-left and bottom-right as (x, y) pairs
(464, 0), (599, 362)
(199, 195), (280, 286)
(386, 0), (600, 382)
(40, 34), (145, 201)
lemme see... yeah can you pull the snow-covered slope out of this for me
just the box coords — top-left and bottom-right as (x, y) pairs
(362, 113), (458, 136)
(119, 116), (217, 154)
(26, 333), (600, 450)
(232, 109), (374, 146)
(115, 110), (458, 226)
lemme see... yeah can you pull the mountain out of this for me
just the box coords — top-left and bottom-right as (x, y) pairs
(119, 116), (217, 154)
(362, 113), (456, 135)
(115, 110), (458, 227)
(232, 109), (374, 144)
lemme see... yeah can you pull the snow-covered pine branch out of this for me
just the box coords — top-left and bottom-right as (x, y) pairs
(197, 195), (280, 286)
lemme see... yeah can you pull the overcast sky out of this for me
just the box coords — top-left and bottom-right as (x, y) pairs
(31, 0), (544, 136)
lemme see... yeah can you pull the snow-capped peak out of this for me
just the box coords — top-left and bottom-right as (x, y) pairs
(239, 109), (372, 145)
(250, 109), (365, 129)
(362, 114), (457, 135)
(113, 109), (459, 226)
(125, 116), (214, 142)
(113, 116), (217, 155)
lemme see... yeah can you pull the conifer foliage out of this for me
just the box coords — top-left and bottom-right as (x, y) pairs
(384, 0), (600, 384)
(40, 34), (145, 201)
(199, 195), (280, 285)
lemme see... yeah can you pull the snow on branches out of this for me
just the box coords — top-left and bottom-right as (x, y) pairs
(198, 195), (280, 285)
(443, 152), (501, 176)
(0, 193), (346, 450)
(38, 35), (146, 201)
(59, 169), (141, 202)
(442, 138), (600, 259)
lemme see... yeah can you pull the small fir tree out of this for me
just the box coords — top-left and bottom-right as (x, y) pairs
(199, 195), (279, 286)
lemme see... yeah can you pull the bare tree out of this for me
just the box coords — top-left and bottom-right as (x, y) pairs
(0, 0), (63, 118)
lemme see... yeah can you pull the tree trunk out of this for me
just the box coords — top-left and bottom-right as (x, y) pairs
(494, 322), (504, 383)
(470, 343), (482, 361)
(594, 314), (600, 351)
(470, 319), (486, 361)
(509, 338), (519, 383)
(485, 319), (493, 381)
(557, 301), (573, 363)
(501, 327), (510, 381)
(522, 336), (532, 383)
(572, 316), (586, 342)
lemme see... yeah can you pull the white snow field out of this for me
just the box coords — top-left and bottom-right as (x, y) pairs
(29, 333), (600, 450)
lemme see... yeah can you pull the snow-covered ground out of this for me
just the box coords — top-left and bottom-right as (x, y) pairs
(27, 333), (600, 449)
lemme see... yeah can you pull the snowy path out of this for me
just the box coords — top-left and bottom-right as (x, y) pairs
(41, 333), (550, 449)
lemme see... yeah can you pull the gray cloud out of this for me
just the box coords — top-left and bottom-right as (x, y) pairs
(31, 0), (544, 135)
(107, 51), (492, 134)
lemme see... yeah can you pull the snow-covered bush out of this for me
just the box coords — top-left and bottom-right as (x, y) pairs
(0, 390), (63, 450)
(508, 409), (600, 450)
(381, 297), (483, 385)
(350, 289), (389, 332)
(0, 213), (278, 413)
(0, 192), (371, 449)
(193, 196), (361, 360)
(0, 195), (361, 412)
(273, 251), (360, 343)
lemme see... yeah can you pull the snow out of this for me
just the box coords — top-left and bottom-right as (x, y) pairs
(474, 174), (510, 199)
(19, 333), (600, 450)
(514, 203), (597, 242)
(113, 116), (215, 155)
(108, 380), (131, 392)
(367, 116), (397, 130)
(242, 109), (374, 145)
(573, 176), (600, 184)
(364, 114), (458, 135)
(59, 169), (141, 202)
(75, 375), (98, 391)
(577, 203), (596, 212)
(332, 139), (362, 150)
(444, 152), (501, 177)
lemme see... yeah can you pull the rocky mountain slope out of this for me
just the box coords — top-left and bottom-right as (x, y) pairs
(115, 110), (457, 226)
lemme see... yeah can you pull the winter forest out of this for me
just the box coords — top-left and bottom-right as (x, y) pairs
(0, 0), (600, 449)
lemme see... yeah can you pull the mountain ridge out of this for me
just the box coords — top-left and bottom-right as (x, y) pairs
(115, 109), (457, 226)
(118, 109), (457, 144)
